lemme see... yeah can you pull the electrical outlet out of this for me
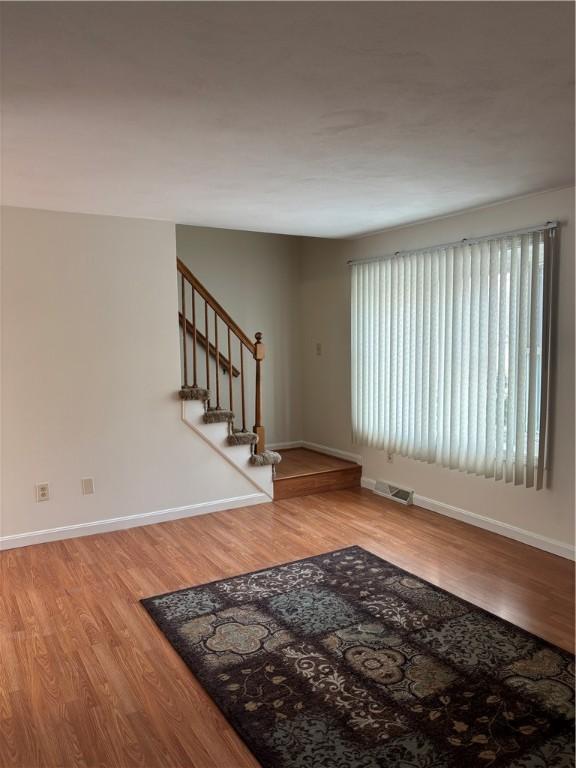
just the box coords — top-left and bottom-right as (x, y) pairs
(81, 477), (95, 495)
(316, 342), (322, 356)
(387, 452), (394, 464)
(35, 482), (50, 502)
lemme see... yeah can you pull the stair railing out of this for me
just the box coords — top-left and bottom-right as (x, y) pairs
(177, 259), (265, 453)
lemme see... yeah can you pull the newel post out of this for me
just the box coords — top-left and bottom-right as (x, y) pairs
(253, 332), (265, 453)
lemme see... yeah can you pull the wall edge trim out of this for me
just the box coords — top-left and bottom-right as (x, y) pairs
(267, 440), (362, 465)
(361, 476), (574, 560)
(267, 441), (304, 450)
(0, 493), (268, 551)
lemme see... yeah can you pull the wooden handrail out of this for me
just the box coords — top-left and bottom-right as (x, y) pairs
(177, 259), (255, 354)
(179, 313), (239, 377)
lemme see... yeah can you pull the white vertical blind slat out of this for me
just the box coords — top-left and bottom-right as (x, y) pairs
(525, 232), (541, 488)
(495, 240), (510, 481)
(476, 240), (491, 475)
(449, 247), (463, 469)
(459, 247), (472, 468)
(536, 228), (555, 490)
(351, 226), (554, 488)
(514, 234), (531, 485)
(440, 248), (454, 465)
(505, 237), (519, 483)
(484, 239), (499, 478)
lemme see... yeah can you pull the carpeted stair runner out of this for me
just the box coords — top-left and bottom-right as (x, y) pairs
(249, 449), (282, 467)
(227, 430), (258, 446)
(179, 386), (281, 468)
(203, 409), (234, 424)
(179, 386), (209, 401)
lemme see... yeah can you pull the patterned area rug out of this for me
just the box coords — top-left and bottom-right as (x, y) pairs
(141, 546), (574, 768)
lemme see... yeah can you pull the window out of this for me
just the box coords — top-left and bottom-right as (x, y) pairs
(351, 225), (555, 489)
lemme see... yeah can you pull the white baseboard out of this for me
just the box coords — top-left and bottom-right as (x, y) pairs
(0, 492), (268, 551)
(362, 477), (574, 560)
(302, 441), (362, 465)
(267, 441), (304, 451)
(268, 439), (362, 465)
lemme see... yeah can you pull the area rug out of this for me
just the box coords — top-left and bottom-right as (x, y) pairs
(141, 546), (574, 768)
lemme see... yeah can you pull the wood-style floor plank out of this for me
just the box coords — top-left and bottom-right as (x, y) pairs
(0, 488), (573, 767)
(274, 448), (359, 478)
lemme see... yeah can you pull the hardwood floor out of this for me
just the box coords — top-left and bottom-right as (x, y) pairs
(275, 448), (359, 477)
(0, 488), (573, 767)
(274, 448), (361, 499)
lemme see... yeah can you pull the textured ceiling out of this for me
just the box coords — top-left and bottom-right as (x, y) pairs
(2, 2), (574, 237)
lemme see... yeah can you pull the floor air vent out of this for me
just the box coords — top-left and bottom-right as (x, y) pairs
(374, 480), (414, 505)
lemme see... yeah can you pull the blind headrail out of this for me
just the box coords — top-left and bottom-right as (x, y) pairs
(347, 221), (558, 266)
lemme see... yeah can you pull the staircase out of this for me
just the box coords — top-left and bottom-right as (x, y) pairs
(177, 260), (281, 499)
(177, 260), (362, 502)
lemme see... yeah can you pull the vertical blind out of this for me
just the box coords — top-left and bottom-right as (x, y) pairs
(351, 225), (555, 489)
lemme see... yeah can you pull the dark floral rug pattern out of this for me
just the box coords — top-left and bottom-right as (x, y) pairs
(141, 546), (574, 768)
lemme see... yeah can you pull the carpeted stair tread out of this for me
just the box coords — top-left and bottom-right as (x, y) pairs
(227, 430), (258, 446)
(249, 449), (282, 466)
(203, 409), (234, 424)
(179, 386), (210, 401)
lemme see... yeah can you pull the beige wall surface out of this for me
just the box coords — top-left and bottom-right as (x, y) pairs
(2, 190), (573, 549)
(176, 225), (302, 445)
(1, 207), (257, 539)
(300, 187), (575, 548)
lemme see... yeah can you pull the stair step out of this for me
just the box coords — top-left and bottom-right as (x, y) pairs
(203, 409), (234, 424)
(249, 450), (282, 467)
(272, 448), (361, 500)
(179, 386), (209, 402)
(274, 465), (361, 499)
(227, 431), (258, 446)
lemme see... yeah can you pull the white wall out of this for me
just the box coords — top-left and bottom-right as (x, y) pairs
(1, 207), (259, 542)
(176, 225), (302, 445)
(300, 187), (575, 551)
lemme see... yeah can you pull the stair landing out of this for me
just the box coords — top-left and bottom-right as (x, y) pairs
(273, 448), (361, 500)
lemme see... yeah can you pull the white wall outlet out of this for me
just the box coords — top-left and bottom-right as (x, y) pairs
(35, 482), (50, 502)
(81, 477), (95, 495)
